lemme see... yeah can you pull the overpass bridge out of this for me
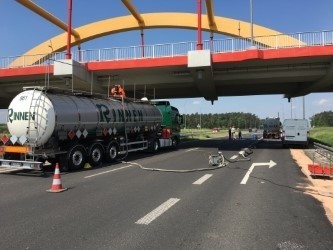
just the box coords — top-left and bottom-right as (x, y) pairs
(0, 0), (333, 109)
(1, 30), (333, 109)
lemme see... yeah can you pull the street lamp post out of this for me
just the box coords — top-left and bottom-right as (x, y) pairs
(200, 112), (202, 130)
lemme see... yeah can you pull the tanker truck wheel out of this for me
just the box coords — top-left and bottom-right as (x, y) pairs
(105, 141), (119, 162)
(171, 137), (179, 150)
(88, 142), (104, 167)
(67, 144), (87, 171)
(148, 139), (159, 153)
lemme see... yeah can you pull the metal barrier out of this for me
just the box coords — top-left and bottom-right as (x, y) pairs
(313, 142), (333, 164)
(308, 142), (333, 177)
(1, 30), (333, 69)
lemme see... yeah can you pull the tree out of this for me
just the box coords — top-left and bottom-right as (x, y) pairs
(310, 111), (333, 127)
(181, 112), (261, 129)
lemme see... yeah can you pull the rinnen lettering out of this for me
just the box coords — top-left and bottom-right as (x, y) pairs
(95, 104), (144, 123)
(7, 108), (35, 123)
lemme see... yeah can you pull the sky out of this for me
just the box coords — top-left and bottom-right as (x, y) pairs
(1, 0), (333, 123)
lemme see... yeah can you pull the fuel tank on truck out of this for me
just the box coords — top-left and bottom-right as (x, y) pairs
(6, 88), (162, 147)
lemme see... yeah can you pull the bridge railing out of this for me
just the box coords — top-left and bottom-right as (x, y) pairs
(1, 30), (333, 69)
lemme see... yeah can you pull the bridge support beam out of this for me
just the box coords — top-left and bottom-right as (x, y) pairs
(188, 50), (217, 103)
(54, 59), (97, 91)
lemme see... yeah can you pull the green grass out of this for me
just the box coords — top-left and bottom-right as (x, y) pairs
(181, 128), (228, 141)
(0, 124), (8, 135)
(309, 127), (333, 147)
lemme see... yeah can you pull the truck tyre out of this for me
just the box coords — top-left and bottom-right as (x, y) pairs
(105, 141), (119, 162)
(88, 142), (104, 167)
(57, 156), (69, 172)
(67, 144), (87, 171)
(171, 137), (179, 150)
(151, 139), (159, 153)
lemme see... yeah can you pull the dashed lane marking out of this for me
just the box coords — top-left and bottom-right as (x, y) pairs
(230, 155), (238, 160)
(135, 198), (180, 225)
(0, 168), (21, 174)
(186, 148), (199, 152)
(193, 174), (213, 185)
(84, 164), (133, 178)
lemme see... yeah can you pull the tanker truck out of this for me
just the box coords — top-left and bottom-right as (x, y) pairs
(0, 86), (183, 171)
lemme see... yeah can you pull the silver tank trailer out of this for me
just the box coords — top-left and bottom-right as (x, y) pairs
(7, 89), (162, 147)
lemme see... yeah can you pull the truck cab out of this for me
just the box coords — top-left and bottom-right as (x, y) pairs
(152, 101), (183, 148)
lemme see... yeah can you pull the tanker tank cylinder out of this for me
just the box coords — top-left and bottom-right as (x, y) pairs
(7, 90), (55, 147)
(7, 88), (163, 148)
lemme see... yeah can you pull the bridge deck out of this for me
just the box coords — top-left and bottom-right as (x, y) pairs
(0, 30), (333, 108)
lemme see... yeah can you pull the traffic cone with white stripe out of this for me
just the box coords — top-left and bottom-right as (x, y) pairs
(47, 163), (68, 193)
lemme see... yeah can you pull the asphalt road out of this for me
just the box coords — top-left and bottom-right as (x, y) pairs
(1, 135), (333, 249)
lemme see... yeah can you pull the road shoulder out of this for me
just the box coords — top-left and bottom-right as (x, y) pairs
(290, 149), (333, 225)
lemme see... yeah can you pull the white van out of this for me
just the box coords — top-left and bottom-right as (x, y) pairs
(282, 119), (309, 147)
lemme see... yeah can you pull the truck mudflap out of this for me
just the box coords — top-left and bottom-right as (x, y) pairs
(0, 159), (43, 170)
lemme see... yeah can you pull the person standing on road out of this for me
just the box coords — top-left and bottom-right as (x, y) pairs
(228, 127), (232, 140)
(231, 126), (236, 140)
(238, 128), (242, 140)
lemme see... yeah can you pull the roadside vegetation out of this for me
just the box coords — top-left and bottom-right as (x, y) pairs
(309, 127), (333, 147)
(181, 128), (228, 141)
(181, 126), (333, 148)
(0, 124), (8, 135)
(182, 112), (261, 130)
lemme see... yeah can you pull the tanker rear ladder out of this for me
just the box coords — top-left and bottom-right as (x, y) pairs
(26, 87), (48, 162)
(27, 88), (42, 142)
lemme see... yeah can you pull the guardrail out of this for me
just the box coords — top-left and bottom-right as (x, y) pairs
(308, 142), (333, 177)
(313, 142), (333, 164)
(1, 30), (333, 69)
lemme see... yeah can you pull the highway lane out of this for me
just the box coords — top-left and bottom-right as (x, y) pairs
(0, 138), (332, 249)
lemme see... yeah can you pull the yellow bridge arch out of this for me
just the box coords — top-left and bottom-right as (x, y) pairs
(14, 12), (299, 65)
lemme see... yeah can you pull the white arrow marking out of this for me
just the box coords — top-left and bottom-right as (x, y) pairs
(240, 160), (276, 185)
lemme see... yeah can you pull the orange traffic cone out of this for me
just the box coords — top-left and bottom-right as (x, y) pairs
(47, 163), (68, 193)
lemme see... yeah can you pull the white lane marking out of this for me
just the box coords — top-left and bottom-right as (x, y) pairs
(230, 155), (238, 160)
(240, 164), (256, 184)
(193, 174), (213, 185)
(84, 164), (133, 178)
(0, 168), (21, 173)
(240, 161), (277, 184)
(136, 198), (180, 225)
(186, 148), (199, 152)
